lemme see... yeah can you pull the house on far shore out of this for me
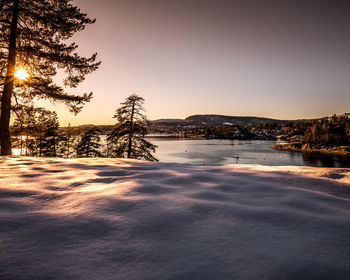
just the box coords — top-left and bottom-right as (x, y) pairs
(326, 113), (350, 121)
(339, 113), (350, 119)
(290, 135), (303, 142)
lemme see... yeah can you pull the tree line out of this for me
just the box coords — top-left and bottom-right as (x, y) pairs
(11, 94), (158, 161)
(275, 115), (350, 147)
(300, 117), (350, 147)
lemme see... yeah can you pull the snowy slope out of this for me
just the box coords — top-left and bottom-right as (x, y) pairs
(0, 157), (350, 280)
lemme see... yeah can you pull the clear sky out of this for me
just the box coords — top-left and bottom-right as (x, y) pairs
(45, 0), (350, 125)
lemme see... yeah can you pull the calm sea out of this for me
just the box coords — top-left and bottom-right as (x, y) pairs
(148, 138), (350, 168)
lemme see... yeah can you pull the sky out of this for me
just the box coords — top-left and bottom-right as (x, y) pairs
(44, 0), (350, 125)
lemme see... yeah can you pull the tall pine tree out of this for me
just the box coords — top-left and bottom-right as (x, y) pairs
(0, 0), (100, 155)
(107, 94), (158, 161)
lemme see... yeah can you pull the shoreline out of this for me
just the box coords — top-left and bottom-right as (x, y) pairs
(272, 143), (350, 156)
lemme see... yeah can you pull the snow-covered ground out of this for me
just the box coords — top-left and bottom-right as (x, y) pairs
(0, 157), (350, 279)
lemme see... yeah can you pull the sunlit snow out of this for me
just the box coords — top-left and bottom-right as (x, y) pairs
(0, 157), (349, 279)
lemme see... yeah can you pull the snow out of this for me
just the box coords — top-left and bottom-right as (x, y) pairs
(0, 156), (350, 279)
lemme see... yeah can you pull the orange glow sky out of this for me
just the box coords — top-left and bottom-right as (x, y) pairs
(41, 0), (350, 126)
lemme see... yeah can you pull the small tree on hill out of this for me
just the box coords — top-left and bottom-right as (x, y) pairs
(107, 94), (157, 161)
(76, 127), (102, 157)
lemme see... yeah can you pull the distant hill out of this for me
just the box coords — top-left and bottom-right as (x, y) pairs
(64, 114), (313, 131)
(149, 114), (296, 127)
(184, 114), (287, 126)
(153, 118), (184, 123)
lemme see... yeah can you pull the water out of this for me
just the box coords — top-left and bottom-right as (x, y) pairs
(148, 138), (350, 167)
(14, 135), (349, 167)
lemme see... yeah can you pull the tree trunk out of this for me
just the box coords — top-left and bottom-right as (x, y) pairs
(0, 0), (20, 155)
(39, 138), (42, 157)
(53, 134), (56, 157)
(25, 135), (28, 156)
(127, 101), (135, 158)
(19, 124), (23, 155)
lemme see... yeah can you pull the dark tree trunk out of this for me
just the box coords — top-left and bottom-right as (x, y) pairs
(25, 135), (28, 156)
(0, 0), (19, 155)
(20, 124), (23, 155)
(127, 101), (135, 158)
(39, 138), (42, 157)
(53, 134), (56, 157)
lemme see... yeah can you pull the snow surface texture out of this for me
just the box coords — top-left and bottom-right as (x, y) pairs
(0, 157), (350, 280)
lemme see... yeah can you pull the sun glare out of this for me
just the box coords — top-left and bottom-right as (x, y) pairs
(14, 68), (29, 80)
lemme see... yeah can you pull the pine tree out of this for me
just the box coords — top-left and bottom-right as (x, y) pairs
(36, 110), (60, 157)
(76, 127), (102, 158)
(107, 94), (158, 161)
(0, 0), (100, 155)
(59, 123), (75, 158)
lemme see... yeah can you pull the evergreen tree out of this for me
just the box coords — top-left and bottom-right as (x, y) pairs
(76, 127), (102, 157)
(36, 111), (60, 157)
(0, 0), (100, 155)
(58, 123), (75, 158)
(107, 94), (158, 161)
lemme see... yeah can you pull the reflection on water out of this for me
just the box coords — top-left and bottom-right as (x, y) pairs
(148, 138), (350, 167)
(301, 152), (350, 168)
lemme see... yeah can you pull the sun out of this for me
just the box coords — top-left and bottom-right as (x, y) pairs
(14, 68), (29, 80)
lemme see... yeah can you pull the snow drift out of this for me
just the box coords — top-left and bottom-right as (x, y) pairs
(0, 157), (350, 279)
